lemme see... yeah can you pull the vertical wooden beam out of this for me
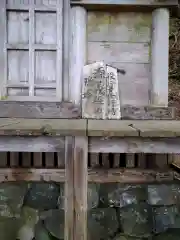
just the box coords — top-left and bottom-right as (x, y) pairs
(74, 136), (88, 240)
(29, 0), (35, 97)
(70, 6), (87, 104)
(63, 0), (71, 100)
(151, 8), (169, 106)
(126, 153), (135, 168)
(0, 0), (7, 98)
(56, 0), (63, 100)
(65, 136), (74, 240)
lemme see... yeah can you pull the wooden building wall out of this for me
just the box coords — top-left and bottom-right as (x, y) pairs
(87, 12), (152, 105)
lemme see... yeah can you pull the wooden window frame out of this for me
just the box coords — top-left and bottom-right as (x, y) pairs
(0, 0), (65, 102)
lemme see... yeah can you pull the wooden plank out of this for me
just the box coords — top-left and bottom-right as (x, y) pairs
(0, 168), (65, 182)
(0, 152), (7, 167)
(7, 11), (29, 45)
(113, 153), (120, 168)
(63, 0), (70, 100)
(131, 121), (180, 137)
(102, 153), (109, 168)
(154, 154), (168, 169)
(138, 153), (146, 168)
(90, 153), (99, 168)
(22, 152), (31, 167)
(35, 51), (56, 96)
(88, 120), (180, 137)
(29, 2), (35, 96)
(0, 118), (86, 136)
(0, 0), (7, 99)
(0, 101), (81, 118)
(57, 152), (65, 168)
(88, 169), (175, 183)
(89, 137), (180, 154)
(88, 12), (151, 43)
(33, 152), (43, 168)
(56, 0), (63, 100)
(45, 152), (54, 168)
(88, 120), (139, 136)
(88, 42), (149, 64)
(64, 137), (74, 240)
(121, 105), (175, 120)
(0, 101), (174, 119)
(151, 8), (169, 106)
(74, 136), (88, 240)
(171, 154), (180, 169)
(70, 6), (87, 104)
(10, 152), (19, 167)
(0, 136), (65, 152)
(71, 0), (178, 7)
(126, 153), (135, 167)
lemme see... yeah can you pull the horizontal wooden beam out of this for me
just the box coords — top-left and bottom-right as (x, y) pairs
(0, 118), (87, 136)
(89, 137), (180, 153)
(0, 119), (180, 138)
(0, 169), (65, 182)
(88, 120), (180, 137)
(0, 136), (65, 152)
(0, 101), (175, 120)
(88, 169), (176, 183)
(0, 101), (81, 119)
(121, 106), (175, 120)
(71, 0), (178, 9)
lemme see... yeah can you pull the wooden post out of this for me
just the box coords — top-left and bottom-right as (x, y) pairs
(74, 136), (88, 240)
(63, 0), (71, 100)
(151, 8), (169, 106)
(65, 137), (74, 240)
(70, 6), (87, 105)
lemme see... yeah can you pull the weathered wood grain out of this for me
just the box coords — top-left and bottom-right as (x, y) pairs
(88, 169), (175, 183)
(88, 42), (149, 63)
(70, 6), (87, 105)
(0, 101), (174, 119)
(63, 0), (70, 100)
(0, 168), (65, 182)
(0, 101), (81, 118)
(171, 154), (180, 169)
(126, 153), (135, 167)
(121, 105), (175, 120)
(0, 0), (7, 98)
(151, 8), (169, 106)
(88, 120), (180, 137)
(0, 118), (86, 136)
(74, 137), (88, 240)
(64, 137), (74, 240)
(88, 120), (139, 136)
(88, 12), (151, 43)
(89, 137), (180, 154)
(0, 136), (65, 152)
(71, 0), (178, 8)
(0, 152), (7, 167)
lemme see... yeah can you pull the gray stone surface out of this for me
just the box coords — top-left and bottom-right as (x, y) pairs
(152, 205), (180, 233)
(44, 209), (64, 240)
(24, 183), (60, 211)
(148, 184), (177, 206)
(118, 203), (152, 237)
(88, 208), (119, 239)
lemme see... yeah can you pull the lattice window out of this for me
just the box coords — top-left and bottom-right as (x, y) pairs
(0, 0), (63, 101)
